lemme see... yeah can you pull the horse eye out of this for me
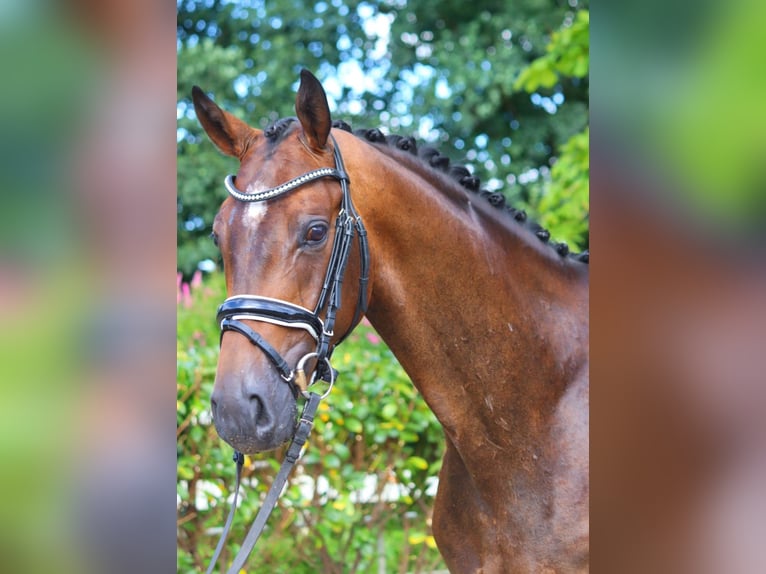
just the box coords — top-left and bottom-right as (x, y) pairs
(304, 223), (328, 245)
(210, 232), (219, 247)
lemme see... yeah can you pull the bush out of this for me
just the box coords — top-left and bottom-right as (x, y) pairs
(177, 271), (446, 573)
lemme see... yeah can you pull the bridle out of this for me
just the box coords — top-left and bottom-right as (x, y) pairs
(217, 134), (369, 395)
(206, 135), (370, 574)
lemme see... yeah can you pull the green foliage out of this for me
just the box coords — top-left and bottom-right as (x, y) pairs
(177, 272), (445, 573)
(514, 10), (590, 249)
(529, 127), (590, 250)
(379, 1), (589, 218)
(177, 0), (589, 275)
(515, 10), (590, 92)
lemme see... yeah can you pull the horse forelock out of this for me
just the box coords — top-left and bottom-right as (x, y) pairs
(264, 117), (297, 142)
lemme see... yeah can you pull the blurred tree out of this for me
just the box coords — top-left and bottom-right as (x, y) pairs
(382, 1), (588, 200)
(177, 0), (589, 276)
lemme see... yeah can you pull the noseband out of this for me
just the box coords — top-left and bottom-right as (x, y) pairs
(216, 134), (369, 396)
(207, 135), (369, 574)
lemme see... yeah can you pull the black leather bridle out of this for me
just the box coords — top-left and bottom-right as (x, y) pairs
(206, 135), (370, 573)
(216, 134), (369, 396)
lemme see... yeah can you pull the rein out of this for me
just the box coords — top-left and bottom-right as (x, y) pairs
(207, 136), (369, 573)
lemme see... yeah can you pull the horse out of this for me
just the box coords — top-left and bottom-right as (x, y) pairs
(192, 69), (589, 573)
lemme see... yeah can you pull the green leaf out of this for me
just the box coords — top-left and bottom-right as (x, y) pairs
(324, 453), (341, 469)
(177, 465), (194, 481)
(381, 402), (398, 420)
(334, 443), (350, 461)
(407, 456), (429, 470)
(344, 417), (363, 434)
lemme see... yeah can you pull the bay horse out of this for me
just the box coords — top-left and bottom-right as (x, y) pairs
(192, 69), (589, 573)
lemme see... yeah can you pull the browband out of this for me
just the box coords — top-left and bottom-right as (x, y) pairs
(223, 167), (346, 203)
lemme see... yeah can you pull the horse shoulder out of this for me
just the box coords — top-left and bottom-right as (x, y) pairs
(548, 365), (589, 571)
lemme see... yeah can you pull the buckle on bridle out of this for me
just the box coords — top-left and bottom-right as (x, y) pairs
(294, 352), (335, 399)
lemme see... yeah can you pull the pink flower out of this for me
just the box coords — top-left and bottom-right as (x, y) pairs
(366, 332), (381, 345)
(191, 269), (203, 289)
(182, 282), (192, 308)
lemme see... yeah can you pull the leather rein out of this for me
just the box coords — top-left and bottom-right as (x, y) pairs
(206, 135), (369, 573)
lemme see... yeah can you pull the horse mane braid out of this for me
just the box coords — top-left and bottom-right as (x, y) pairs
(333, 120), (588, 264)
(265, 117), (297, 141)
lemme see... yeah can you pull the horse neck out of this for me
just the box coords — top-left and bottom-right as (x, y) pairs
(346, 138), (589, 462)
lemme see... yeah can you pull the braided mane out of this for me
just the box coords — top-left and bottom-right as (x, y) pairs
(263, 117), (589, 263)
(331, 120), (589, 264)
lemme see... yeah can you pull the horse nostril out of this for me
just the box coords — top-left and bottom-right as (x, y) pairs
(248, 393), (264, 412)
(248, 393), (271, 427)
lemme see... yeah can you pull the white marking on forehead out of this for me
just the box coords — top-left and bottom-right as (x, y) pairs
(242, 179), (270, 226)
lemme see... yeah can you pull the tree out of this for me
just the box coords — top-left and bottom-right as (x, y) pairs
(177, 0), (589, 276)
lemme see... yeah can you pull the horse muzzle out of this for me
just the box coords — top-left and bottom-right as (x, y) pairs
(210, 353), (299, 453)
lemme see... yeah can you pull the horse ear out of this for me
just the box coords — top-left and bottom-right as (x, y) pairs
(296, 69), (331, 151)
(191, 86), (258, 159)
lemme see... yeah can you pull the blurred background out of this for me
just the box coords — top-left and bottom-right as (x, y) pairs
(0, 0), (176, 572)
(592, 0), (766, 571)
(0, 0), (764, 572)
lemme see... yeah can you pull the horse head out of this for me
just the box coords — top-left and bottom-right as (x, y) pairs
(192, 70), (369, 454)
